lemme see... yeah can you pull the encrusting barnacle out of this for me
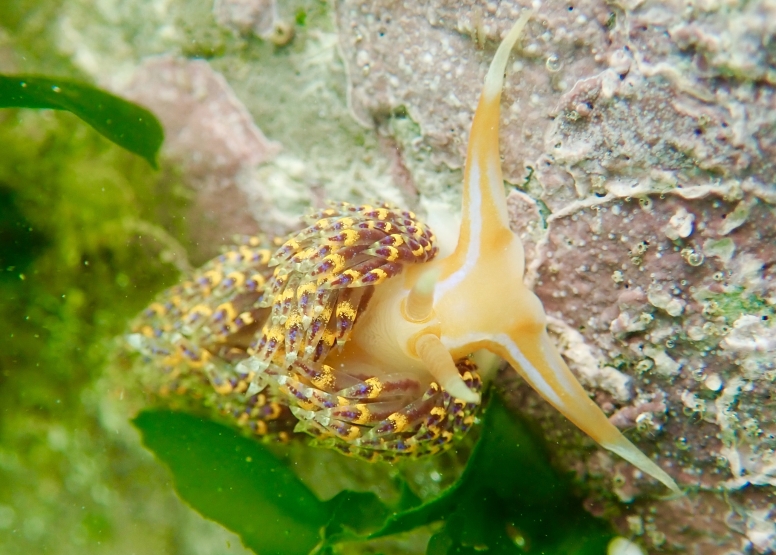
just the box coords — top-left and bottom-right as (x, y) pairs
(127, 12), (680, 492)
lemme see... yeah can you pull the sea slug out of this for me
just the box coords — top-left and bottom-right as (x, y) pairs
(128, 12), (680, 493)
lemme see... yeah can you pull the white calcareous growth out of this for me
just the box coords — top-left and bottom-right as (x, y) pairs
(647, 287), (686, 317)
(548, 319), (632, 402)
(665, 206), (695, 240)
(722, 315), (776, 353)
(608, 537), (646, 555)
(704, 373), (723, 392)
(703, 237), (736, 264)
(643, 345), (682, 377)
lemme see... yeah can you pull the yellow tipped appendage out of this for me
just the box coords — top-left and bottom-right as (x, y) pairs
(415, 334), (480, 404)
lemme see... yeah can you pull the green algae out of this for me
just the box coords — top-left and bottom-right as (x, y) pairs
(0, 108), (193, 554)
(135, 410), (329, 555)
(0, 1), (81, 77)
(0, 108), (180, 397)
(694, 286), (775, 322)
(134, 395), (614, 555)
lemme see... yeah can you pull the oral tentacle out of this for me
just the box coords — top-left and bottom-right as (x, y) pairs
(415, 333), (480, 404)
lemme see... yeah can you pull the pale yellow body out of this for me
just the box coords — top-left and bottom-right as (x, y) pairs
(330, 13), (681, 493)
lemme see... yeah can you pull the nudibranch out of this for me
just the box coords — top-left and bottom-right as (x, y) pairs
(128, 12), (680, 493)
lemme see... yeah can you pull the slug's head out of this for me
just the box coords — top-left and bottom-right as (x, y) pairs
(390, 10), (681, 493)
(399, 267), (484, 404)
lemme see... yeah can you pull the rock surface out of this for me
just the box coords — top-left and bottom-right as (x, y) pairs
(334, 2), (776, 552)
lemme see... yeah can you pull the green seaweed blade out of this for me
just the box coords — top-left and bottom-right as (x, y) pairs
(371, 395), (614, 554)
(134, 396), (614, 555)
(0, 74), (163, 167)
(134, 410), (329, 555)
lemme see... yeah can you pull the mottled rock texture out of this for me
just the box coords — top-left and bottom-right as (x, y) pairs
(123, 56), (281, 249)
(335, 1), (776, 553)
(6, 0), (774, 553)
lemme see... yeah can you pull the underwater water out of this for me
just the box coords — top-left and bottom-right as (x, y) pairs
(2, 1), (776, 554)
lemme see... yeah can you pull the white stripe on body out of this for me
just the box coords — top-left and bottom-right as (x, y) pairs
(443, 332), (568, 408)
(435, 159), (482, 300)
